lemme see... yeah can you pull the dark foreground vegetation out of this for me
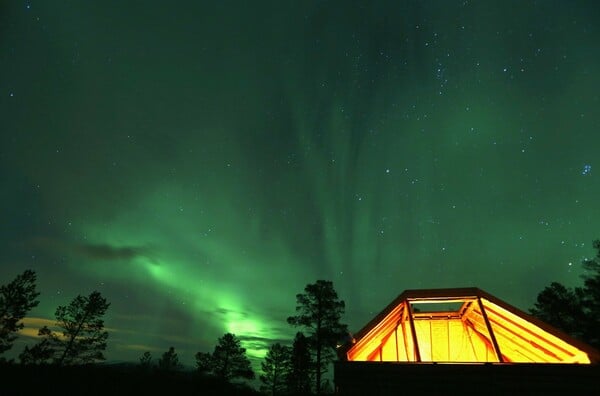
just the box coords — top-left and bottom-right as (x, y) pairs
(1, 273), (346, 395)
(1, 239), (600, 395)
(334, 361), (600, 396)
(0, 362), (260, 396)
(529, 239), (600, 349)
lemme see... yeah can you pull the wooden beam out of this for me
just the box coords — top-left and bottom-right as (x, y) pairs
(477, 296), (503, 362)
(406, 302), (421, 362)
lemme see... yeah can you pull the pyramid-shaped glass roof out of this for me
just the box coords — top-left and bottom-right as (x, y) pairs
(341, 288), (598, 364)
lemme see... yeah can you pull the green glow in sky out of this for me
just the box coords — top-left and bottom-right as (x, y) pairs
(1, 1), (599, 367)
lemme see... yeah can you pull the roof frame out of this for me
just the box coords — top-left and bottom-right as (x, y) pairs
(340, 287), (600, 364)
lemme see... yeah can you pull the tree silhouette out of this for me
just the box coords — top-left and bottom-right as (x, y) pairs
(287, 280), (347, 394)
(260, 343), (291, 396)
(139, 351), (153, 370)
(0, 270), (40, 356)
(286, 332), (312, 396)
(195, 333), (254, 382)
(158, 347), (181, 371)
(20, 290), (109, 365)
(580, 240), (600, 347)
(19, 328), (54, 365)
(530, 282), (586, 339)
(530, 239), (600, 349)
(195, 351), (213, 375)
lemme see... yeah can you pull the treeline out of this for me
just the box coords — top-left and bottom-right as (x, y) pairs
(0, 270), (109, 366)
(0, 273), (347, 395)
(135, 279), (347, 395)
(529, 239), (600, 349)
(2, 240), (600, 394)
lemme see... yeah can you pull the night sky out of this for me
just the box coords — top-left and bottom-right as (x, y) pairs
(1, 1), (599, 367)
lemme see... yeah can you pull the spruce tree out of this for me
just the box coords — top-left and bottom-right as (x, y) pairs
(287, 280), (347, 394)
(260, 343), (291, 396)
(286, 332), (312, 396)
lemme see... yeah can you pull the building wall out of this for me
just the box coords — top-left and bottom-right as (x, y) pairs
(334, 361), (600, 396)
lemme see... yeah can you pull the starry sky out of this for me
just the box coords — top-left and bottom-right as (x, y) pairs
(1, 1), (599, 368)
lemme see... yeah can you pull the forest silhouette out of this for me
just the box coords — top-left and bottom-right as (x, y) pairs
(1, 240), (600, 395)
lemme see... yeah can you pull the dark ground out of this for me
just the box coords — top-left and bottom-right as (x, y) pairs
(335, 361), (600, 396)
(0, 363), (260, 396)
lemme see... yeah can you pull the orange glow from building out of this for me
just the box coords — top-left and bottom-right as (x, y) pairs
(345, 288), (595, 364)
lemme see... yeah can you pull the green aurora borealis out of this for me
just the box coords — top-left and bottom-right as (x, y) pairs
(1, 1), (599, 366)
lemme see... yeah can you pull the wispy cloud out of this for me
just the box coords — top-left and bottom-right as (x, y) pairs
(115, 343), (164, 352)
(74, 243), (148, 261)
(28, 237), (151, 262)
(19, 316), (124, 338)
(18, 317), (55, 338)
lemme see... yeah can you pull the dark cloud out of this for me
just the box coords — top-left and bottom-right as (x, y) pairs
(74, 243), (147, 261)
(237, 334), (292, 347)
(28, 237), (149, 262)
(215, 307), (236, 316)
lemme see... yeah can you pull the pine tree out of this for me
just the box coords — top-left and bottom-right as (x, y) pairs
(287, 280), (347, 394)
(139, 351), (153, 370)
(20, 291), (109, 365)
(287, 332), (312, 396)
(195, 333), (254, 382)
(530, 240), (600, 349)
(530, 282), (586, 339)
(0, 270), (40, 356)
(581, 240), (600, 347)
(158, 347), (181, 371)
(195, 351), (213, 375)
(19, 332), (54, 365)
(260, 343), (291, 396)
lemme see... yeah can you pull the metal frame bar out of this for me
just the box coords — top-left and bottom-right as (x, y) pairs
(406, 302), (422, 362)
(477, 296), (503, 362)
(400, 304), (411, 361)
(394, 326), (399, 361)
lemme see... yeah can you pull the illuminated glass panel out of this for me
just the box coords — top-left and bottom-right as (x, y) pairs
(345, 291), (593, 364)
(480, 298), (591, 364)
